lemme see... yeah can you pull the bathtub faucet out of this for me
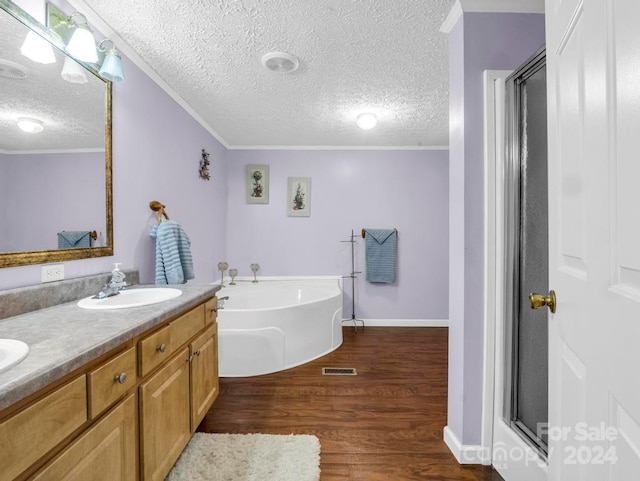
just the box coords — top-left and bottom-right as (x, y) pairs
(217, 296), (229, 310)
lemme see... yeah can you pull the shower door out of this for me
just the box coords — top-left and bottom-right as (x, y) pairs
(504, 48), (548, 458)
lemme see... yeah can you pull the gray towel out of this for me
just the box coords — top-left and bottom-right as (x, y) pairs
(364, 228), (397, 283)
(57, 231), (91, 249)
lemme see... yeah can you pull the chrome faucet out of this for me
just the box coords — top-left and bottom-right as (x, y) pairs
(94, 263), (128, 299)
(217, 296), (229, 310)
(94, 284), (120, 299)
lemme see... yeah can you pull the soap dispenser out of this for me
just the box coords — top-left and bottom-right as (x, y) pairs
(109, 262), (127, 289)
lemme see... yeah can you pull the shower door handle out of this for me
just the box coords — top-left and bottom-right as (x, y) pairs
(529, 290), (556, 314)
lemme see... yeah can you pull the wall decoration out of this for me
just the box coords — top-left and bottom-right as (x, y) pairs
(246, 164), (269, 204)
(287, 177), (311, 217)
(199, 149), (211, 180)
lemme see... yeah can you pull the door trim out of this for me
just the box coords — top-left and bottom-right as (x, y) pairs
(481, 69), (513, 465)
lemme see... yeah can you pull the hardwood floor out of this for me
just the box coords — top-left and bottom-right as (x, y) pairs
(199, 327), (504, 480)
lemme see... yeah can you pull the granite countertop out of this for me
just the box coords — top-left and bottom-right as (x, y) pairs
(0, 283), (220, 411)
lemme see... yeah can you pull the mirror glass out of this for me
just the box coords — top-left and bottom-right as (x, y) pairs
(0, 2), (112, 267)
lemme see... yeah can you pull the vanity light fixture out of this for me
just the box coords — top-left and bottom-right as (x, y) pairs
(356, 112), (377, 130)
(17, 117), (44, 134)
(65, 13), (98, 63)
(60, 56), (88, 83)
(20, 31), (56, 64)
(98, 39), (125, 83)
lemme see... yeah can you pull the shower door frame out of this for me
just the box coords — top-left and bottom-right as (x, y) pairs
(503, 47), (548, 459)
(479, 61), (548, 481)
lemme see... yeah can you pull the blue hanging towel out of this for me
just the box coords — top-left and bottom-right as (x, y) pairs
(57, 231), (91, 249)
(150, 220), (195, 284)
(364, 228), (397, 283)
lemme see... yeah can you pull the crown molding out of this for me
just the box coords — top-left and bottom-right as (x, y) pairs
(227, 145), (449, 151)
(440, 0), (545, 33)
(68, 0), (231, 150)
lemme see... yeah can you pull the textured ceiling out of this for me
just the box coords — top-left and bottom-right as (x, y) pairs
(78, 0), (454, 148)
(0, 8), (105, 152)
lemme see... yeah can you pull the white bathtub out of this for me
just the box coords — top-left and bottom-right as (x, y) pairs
(216, 277), (343, 377)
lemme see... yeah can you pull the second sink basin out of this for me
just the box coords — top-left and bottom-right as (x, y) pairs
(0, 339), (29, 374)
(77, 287), (182, 310)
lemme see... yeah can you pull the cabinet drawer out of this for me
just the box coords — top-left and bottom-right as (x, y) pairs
(0, 375), (87, 481)
(88, 347), (136, 418)
(139, 324), (171, 377)
(31, 394), (136, 481)
(170, 304), (205, 351)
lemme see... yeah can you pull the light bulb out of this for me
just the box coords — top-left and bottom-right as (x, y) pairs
(357, 113), (378, 130)
(20, 31), (56, 64)
(99, 49), (125, 82)
(66, 24), (98, 63)
(61, 56), (88, 83)
(17, 117), (44, 133)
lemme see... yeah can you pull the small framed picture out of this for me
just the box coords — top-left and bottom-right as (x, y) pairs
(287, 177), (311, 217)
(246, 164), (269, 204)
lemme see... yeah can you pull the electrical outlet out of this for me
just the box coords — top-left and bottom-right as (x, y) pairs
(41, 264), (64, 283)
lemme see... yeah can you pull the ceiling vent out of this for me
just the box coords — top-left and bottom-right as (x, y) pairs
(0, 59), (30, 80)
(261, 51), (300, 73)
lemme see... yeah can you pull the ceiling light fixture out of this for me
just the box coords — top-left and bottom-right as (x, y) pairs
(65, 13), (98, 63)
(356, 113), (377, 130)
(20, 31), (56, 64)
(98, 39), (125, 82)
(261, 52), (300, 73)
(17, 117), (44, 134)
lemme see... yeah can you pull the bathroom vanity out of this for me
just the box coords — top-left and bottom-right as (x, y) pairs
(0, 283), (220, 481)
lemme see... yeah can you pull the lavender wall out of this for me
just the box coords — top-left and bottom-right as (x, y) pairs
(226, 149), (449, 320)
(0, 151), (105, 252)
(447, 13), (545, 445)
(0, 54), (228, 290)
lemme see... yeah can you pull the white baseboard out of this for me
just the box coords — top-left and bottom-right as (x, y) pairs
(342, 319), (448, 327)
(443, 426), (485, 465)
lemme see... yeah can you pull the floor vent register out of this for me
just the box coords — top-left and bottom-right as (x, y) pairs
(322, 367), (357, 375)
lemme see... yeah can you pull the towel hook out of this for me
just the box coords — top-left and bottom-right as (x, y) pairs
(149, 200), (170, 223)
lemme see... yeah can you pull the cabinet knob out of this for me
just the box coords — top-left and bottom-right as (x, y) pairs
(157, 343), (167, 353)
(114, 372), (127, 384)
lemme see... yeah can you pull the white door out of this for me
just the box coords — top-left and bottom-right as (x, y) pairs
(546, 0), (640, 479)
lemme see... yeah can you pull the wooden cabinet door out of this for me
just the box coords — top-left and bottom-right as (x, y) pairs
(139, 348), (190, 481)
(190, 324), (219, 431)
(31, 394), (136, 481)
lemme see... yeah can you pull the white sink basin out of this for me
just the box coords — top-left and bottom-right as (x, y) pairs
(0, 339), (29, 374)
(77, 287), (182, 310)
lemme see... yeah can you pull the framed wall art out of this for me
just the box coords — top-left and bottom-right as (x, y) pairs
(287, 177), (311, 217)
(246, 164), (269, 204)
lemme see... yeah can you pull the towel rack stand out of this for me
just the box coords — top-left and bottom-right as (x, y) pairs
(341, 229), (365, 332)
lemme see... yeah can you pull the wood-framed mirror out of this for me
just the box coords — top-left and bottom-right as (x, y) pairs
(0, 0), (113, 268)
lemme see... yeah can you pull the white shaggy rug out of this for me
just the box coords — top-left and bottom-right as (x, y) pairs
(165, 433), (321, 481)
